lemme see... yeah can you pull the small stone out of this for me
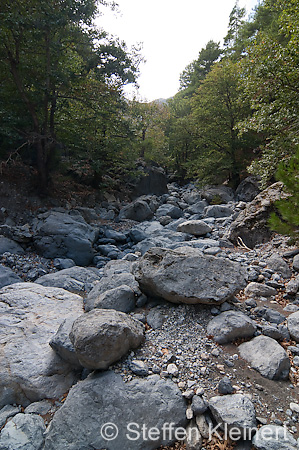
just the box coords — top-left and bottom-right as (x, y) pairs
(191, 395), (208, 415)
(290, 403), (299, 414)
(152, 364), (161, 374)
(130, 360), (149, 376)
(186, 406), (194, 420)
(196, 387), (204, 396)
(182, 390), (195, 399)
(167, 363), (179, 377)
(218, 376), (235, 395)
(293, 356), (299, 366)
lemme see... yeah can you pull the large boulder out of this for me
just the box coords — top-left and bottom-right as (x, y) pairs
(203, 205), (234, 218)
(238, 335), (290, 380)
(69, 309), (145, 370)
(201, 185), (235, 204)
(85, 272), (140, 312)
(155, 204), (183, 219)
(208, 394), (256, 434)
(244, 282), (277, 298)
(32, 210), (97, 266)
(43, 371), (187, 450)
(0, 264), (22, 289)
(118, 199), (154, 222)
(266, 253), (291, 279)
(133, 247), (247, 305)
(93, 285), (136, 313)
(252, 424), (298, 450)
(177, 220), (212, 236)
(0, 413), (46, 450)
(207, 311), (257, 344)
(35, 266), (102, 294)
(132, 165), (168, 197)
(235, 176), (260, 202)
(0, 283), (83, 407)
(0, 236), (24, 255)
(226, 182), (286, 248)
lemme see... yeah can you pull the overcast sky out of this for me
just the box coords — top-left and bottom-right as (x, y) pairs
(97, 0), (259, 101)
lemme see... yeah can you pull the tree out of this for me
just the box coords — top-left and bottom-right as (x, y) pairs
(237, 0), (299, 186)
(189, 60), (254, 187)
(223, 1), (246, 57)
(128, 99), (170, 165)
(0, 0), (139, 193)
(166, 94), (198, 181)
(179, 41), (222, 95)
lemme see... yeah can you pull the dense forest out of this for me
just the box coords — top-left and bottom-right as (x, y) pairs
(0, 0), (298, 220)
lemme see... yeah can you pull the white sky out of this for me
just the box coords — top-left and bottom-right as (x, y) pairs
(97, 0), (258, 101)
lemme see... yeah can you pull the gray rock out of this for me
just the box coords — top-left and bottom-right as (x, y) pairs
(263, 307), (285, 325)
(201, 186), (235, 204)
(0, 405), (21, 428)
(118, 200), (154, 222)
(132, 165), (168, 197)
(218, 376), (235, 395)
(0, 413), (45, 450)
(0, 283), (83, 407)
(35, 266), (101, 294)
(130, 360), (149, 376)
(94, 284), (136, 313)
(206, 311), (256, 344)
(134, 247), (247, 305)
(0, 264), (22, 288)
(43, 371), (187, 450)
(182, 191), (202, 205)
(226, 182), (286, 248)
(0, 236), (24, 255)
(293, 254), (299, 271)
(24, 400), (52, 415)
(146, 308), (166, 329)
(238, 335), (290, 380)
(69, 309), (144, 370)
(208, 394), (256, 434)
(129, 221), (164, 243)
(53, 258), (75, 270)
(155, 204), (183, 219)
(204, 205), (234, 218)
(85, 272), (139, 312)
(262, 325), (284, 340)
(235, 176), (260, 202)
(287, 311), (299, 342)
(133, 229), (189, 255)
(177, 220), (212, 236)
(252, 424), (298, 450)
(104, 228), (127, 243)
(286, 276), (299, 295)
(97, 243), (119, 256)
(33, 211), (97, 266)
(49, 318), (81, 367)
(191, 395), (208, 415)
(267, 254), (291, 279)
(185, 200), (208, 215)
(244, 282), (277, 297)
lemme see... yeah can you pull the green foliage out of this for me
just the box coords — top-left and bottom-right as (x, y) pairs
(0, 0), (140, 191)
(179, 41), (222, 96)
(189, 60), (254, 187)
(237, 0), (299, 187)
(269, 147), (299, 241)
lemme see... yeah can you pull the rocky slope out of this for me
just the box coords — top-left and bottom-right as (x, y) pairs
(0, 179), (298, 450)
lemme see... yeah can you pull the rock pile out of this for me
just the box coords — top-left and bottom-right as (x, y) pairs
(0, 178), (298, 449)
